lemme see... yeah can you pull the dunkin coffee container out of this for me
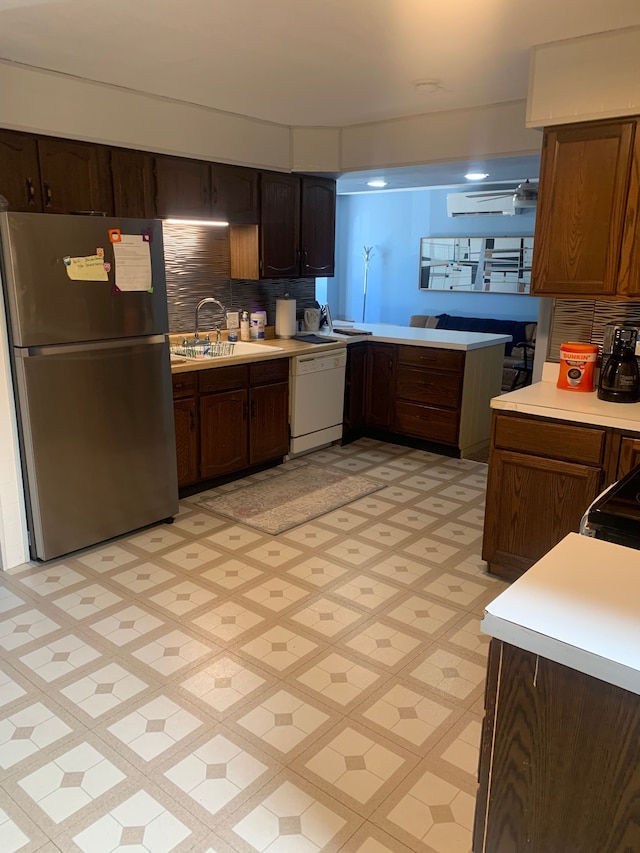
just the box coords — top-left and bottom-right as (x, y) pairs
(557, 342), (599, 392)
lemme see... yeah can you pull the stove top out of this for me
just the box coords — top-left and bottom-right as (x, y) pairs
(587, 463), (640, 546)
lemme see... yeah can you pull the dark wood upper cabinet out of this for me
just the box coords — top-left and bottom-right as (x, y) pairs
(110, 148), (156, 219)
(210, 163), (259, 224)
(260, 171), (301, 277)
(0, 129), (43, 212)
(300, 176), (336, 276)
(531, 118), (635, 297)
(37, 137), (113, 215)
(229, 171), (336, 279)
(155, 155), (211, 218)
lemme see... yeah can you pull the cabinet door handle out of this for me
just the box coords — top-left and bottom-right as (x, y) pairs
(243, 400), (249, 420)
(25, 178), (36, 206)
(250, 400), (257, 422)
(43, 182), (52, 208)
(189, 410), (195, 431)
(302, 248), (309, 269)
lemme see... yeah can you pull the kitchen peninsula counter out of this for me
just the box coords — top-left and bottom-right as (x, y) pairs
(474, 533), (640, 853)
(482, 532), (640, 693)
(323, 322), (512, 351)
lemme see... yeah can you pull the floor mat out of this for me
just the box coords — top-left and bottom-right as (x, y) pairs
(195, 463), (384, 534)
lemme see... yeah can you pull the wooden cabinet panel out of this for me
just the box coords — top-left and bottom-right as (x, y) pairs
(398, 345), (464, 372)
(249, 358), (289, 386)
(531, 119), (635, 297)
(200, 389), (249, 479)
(300, 176), (336, 276)
(344, 343), (367, 436)
(173, 398), (198, 487)
(0, 129), (42, 212)
(37, 137), (113, 215)
(475, 640), (640, 853)
(396, 366), (461, 408)
(110, 148), (156, 218)
(210, 163), (258, 224)
(155, 155), (211, 218)
(395, 401), (459, 445)
(618, 127), (640, 297)
(365, 344), (396, 428)
(172, 371), (197, 399)
(617, 436), (640, 479)
(482, 448), (602, 579)
(260, 171), (301, 277)
(249, 382), (289, 465)
(199, 365), (247, 394)
(494, 413), (606, 465)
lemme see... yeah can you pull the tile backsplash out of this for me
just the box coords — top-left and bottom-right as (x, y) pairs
(162, 223), (317, 333)
(549, 299), (640, 360)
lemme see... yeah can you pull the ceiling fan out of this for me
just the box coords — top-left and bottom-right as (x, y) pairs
(467, 179), (538, 209)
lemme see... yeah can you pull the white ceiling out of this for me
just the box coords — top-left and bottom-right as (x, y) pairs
(1, 0), (638, 189)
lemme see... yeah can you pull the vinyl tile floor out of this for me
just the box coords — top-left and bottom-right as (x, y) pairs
(0, 438), (509, 853)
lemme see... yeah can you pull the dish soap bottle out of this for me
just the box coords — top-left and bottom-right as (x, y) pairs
(240, 310), (250, 342)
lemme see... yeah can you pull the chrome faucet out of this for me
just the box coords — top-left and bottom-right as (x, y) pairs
(194, 297), (226, 342)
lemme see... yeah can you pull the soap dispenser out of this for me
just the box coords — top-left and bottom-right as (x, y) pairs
(240, 311), (250, 342)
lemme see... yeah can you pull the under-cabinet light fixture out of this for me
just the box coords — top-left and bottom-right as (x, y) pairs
(366, 180), (388, 188)
(163, 218), (229, 226)
(464, 172), (489, 181)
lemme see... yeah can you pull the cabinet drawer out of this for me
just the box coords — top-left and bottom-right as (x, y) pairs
(249, 358), (289, 386)
(397, 366), (462, 408)
(395, 401), (459, 445)
(494, 414), (606, 465)
(172, 371), (197, 399)
(199, 365), (248, 393)
(398, 345), (464, 373)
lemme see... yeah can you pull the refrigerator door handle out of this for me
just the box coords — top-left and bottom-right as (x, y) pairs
(16, 334), (168, 357)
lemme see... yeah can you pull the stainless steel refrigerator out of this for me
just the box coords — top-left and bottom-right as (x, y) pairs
(0, 212), (179, 561)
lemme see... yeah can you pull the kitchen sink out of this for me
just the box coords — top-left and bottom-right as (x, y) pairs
(170, 341), (284, 361)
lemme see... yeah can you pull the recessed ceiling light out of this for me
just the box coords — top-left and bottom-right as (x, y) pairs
(367, 180), (388, 188)
(464, 172), (489, 181)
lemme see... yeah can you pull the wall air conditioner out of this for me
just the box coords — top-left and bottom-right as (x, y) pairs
(446, 190), (517, 218)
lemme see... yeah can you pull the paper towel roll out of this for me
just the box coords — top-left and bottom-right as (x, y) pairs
(275, 298), (296, 338)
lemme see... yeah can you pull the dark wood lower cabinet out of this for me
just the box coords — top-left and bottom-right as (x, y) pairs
(365, 343), (396, 429)
(343, 343), (367, 437)
(474, 640), (640, 853)
(173, 398), (198, 487)
(249, 382), (289, 465)
(200, 389), (249, 479)
(172, 361), (289, 488)
(483, 448), (602, 580)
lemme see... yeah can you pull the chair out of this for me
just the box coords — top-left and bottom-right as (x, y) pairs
(508, 341), (535, 391)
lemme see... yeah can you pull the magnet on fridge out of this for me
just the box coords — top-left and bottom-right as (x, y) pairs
(103, 262), (111, 272)
(108, 229), (121, 243)
(96, 247), (104, 257)
(141, 229), (153, 243)
(111, 283), (121, 295)
(63, 256), (72, 266)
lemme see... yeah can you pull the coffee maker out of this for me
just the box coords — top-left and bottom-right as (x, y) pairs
(597, 322), (640, 403)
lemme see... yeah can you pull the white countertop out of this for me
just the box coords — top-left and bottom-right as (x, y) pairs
(323, 322), (511, 351)
(482, 533), (640, 695)
(493, 364), (640, 432)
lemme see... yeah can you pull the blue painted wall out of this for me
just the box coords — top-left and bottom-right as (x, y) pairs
(329, 187), (540, 326)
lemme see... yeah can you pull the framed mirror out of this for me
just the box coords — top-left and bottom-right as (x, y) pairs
(419, 236), (534, 294)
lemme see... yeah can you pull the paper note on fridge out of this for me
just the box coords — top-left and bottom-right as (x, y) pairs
(64, 254), (109, 282)
(112, 234), (152, 292)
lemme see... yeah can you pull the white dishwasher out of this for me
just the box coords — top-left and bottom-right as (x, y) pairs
(289, 349), (347, 456)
